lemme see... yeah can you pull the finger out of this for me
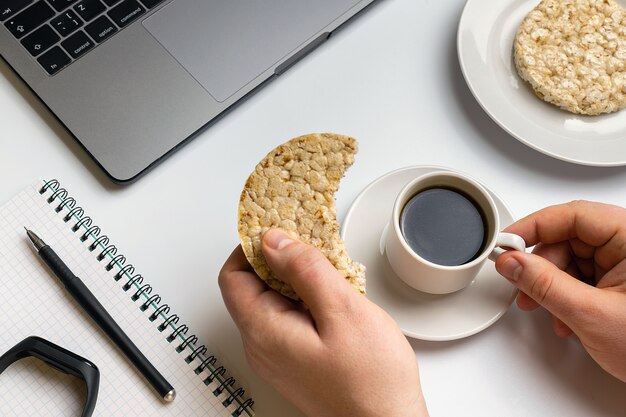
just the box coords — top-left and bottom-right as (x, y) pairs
(516, 290), (540, 310)
(218, 246), (293, 330)
(219, 246), (265, 299)
(518, 243), (571, 311)
(569, 238), (595, 259)
(552, 315), (573, 337)
(531, 242), (592, 283)
(220, 244), (255, 275)
(504, 201), (626, 249)
(261, 229), (357, 321)
(531, 242), (572, 271)
(496, 251), (596, 324)
(597, 258), (626, 289)
(572, 258), (596, 285)
(567, 239), (599, 283)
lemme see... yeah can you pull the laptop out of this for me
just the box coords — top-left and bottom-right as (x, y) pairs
(1, 0), (376, 183)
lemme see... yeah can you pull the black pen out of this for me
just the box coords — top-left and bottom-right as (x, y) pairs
(25, 228), (176, 402)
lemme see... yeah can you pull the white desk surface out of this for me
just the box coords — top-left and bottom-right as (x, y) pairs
(2, 0), (625, 416)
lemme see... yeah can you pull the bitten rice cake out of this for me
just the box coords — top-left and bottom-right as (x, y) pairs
(514, 0), (626, 115)
(238, 133), (366, 300)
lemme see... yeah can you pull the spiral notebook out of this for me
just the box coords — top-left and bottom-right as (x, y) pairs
(0, 180), (254, 416)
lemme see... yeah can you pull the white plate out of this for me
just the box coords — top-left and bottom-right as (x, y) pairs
(457, 0), (626, 167)
(341, 166), (518, 341)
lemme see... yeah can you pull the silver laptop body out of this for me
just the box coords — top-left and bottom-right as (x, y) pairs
(1, 0), (376, 183)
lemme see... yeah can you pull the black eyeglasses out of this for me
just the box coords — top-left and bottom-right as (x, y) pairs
(0, 336), (100, 417)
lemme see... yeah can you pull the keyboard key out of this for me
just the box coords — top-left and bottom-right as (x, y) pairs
(4, 1), (55, 38)
(47, 0), (80, 13)
(74, 0), (105, 22)
(37, 46), (71, 74)
(61, 30), (94, 58)
(51, 9), (83, 37)
(20, 24), (60, 56)
(139, 0), (163, 9)
(107, 0), (144, 28)
(84, 15), (116, 42)
(102, 0), (121, 6)
(0, 0), (34, 22)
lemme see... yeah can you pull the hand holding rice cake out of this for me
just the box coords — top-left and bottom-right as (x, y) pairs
(238, 133), (366, 300)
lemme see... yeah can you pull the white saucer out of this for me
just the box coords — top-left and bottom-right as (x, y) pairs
(341, 166), (518, 341)
(457, 0), (626, 167)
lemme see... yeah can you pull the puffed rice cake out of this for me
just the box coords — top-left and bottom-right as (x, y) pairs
(238, 133), (366, 300)
(514, 0), (626, 115)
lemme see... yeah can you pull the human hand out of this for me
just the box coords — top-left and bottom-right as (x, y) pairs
(219, 229), (429, 417)
(495, 201), (626, 382)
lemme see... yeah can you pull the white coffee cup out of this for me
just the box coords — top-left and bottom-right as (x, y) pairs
(384, 171), (525, 294)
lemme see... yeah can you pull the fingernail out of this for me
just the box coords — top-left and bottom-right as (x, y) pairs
(264, 229), (294, 251)
(500, 257), (522, 281)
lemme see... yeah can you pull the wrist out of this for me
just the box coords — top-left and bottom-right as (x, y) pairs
(319, 394), (429, 417)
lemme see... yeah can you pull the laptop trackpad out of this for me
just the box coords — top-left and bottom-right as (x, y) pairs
(143, 0), (360, 102)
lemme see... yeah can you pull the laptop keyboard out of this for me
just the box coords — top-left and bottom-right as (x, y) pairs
(2, 0), (165, 75)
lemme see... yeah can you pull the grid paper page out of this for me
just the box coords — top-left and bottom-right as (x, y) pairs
(0, 182), (251, 416)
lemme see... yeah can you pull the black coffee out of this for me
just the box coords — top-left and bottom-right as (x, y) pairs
(400, 187), (487, 266)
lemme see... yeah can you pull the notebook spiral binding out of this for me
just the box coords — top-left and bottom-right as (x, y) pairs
(40, 179), (254, 417)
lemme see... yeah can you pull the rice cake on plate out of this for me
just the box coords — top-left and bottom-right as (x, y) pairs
(514, 0), (626, 115)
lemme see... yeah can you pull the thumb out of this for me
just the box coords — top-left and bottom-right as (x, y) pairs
(496, 251), (595, 325)
(261, 229), (356, 317)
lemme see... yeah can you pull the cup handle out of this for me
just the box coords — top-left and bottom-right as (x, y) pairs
(489, 232), (526, 262)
